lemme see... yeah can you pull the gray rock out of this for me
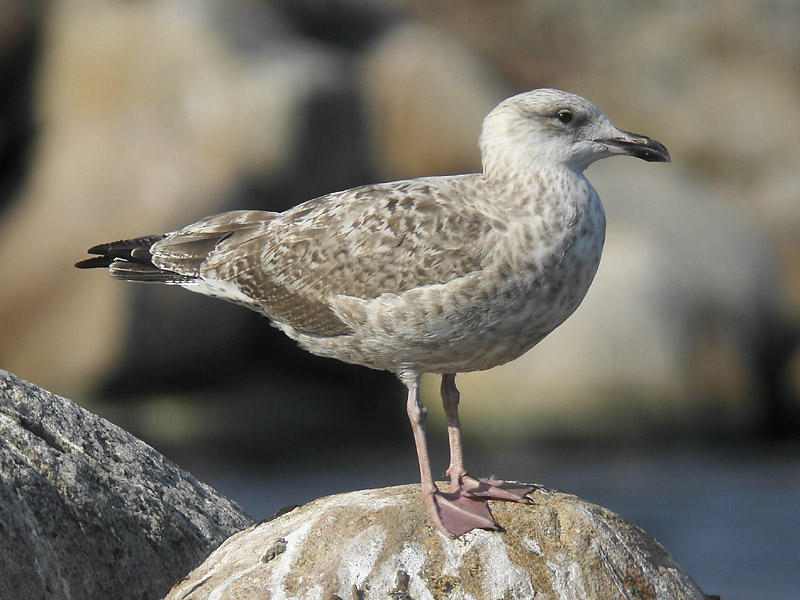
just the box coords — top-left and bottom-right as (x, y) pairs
(165, 484), (712, 600)
(0, 369), (254, 600)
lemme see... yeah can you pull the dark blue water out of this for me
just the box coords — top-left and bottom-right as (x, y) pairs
(196, 443), (800, 600)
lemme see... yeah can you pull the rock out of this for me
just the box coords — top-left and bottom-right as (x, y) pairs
(165, 484), (711, 600)
(0, 370), (718, 600)
(0, 369), (254, 600)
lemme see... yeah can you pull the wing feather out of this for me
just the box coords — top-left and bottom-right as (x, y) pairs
(150, 176), (498, 337)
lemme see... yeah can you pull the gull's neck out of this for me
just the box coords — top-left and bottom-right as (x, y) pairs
(480, 153), (594, 221)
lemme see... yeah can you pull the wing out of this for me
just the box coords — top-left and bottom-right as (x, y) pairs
(175, 176), (498, 337)
(76, 211), (275, 285)
(150, 210), (275, 278)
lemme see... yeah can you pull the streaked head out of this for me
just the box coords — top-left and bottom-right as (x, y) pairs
(480, 88), (669, 177)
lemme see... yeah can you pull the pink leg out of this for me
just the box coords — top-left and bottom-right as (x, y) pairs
(404, 376), (498, 537)
(441, 373), (535, 502)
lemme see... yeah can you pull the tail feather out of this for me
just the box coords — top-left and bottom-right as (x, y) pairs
(77, 235), (164, 267)
(108, 261), (192, 283)
(76, 211), (274, 288)
(73, 255), (115, 269)
(146, 233), (232, 276)
(76, 234), (190, 283)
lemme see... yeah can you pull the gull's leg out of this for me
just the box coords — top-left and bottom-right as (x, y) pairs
(441, 373), (535, 502)
(441, 373), (468, 484)
(404, 375), (497, 537)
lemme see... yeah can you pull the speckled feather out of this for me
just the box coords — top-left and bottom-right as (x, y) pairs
(79, 88), (670, 384)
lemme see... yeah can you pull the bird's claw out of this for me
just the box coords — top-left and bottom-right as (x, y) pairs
(456, 474), (536, 503)
(422, 487), (499, 537)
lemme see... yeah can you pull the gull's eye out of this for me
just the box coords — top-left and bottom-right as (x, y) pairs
(557, 109), (573, 124)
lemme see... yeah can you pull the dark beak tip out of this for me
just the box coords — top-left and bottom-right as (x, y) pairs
(599, 134), (670, 163)
(643, 146), (671, 163)
(647, 139), (671, 163)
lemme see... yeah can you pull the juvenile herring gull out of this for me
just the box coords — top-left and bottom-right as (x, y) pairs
(77, 88), (670, 537)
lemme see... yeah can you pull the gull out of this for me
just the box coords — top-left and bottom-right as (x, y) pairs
(77, 88), (669, 537)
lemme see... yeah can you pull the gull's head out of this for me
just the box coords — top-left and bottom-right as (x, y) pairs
(480, 88), (670, 177)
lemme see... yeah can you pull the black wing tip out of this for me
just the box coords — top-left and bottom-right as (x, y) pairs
(76, 234), (165, 270)
(75, 256), (113, 269)
(86, 242), (110, 255)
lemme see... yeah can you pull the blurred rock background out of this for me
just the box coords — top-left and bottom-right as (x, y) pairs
(2, 3), (800, 597)
(0, 0), (798, 460)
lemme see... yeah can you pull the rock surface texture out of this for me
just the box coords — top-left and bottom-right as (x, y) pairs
(0, 370), (254, 600)
(166, 484), (711, 600)
(0, 369), (717, 599)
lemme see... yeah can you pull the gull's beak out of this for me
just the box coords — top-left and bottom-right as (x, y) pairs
(594, 130), (671, 163)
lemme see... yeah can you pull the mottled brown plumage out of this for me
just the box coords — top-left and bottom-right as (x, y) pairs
(77, 89), (669, 536)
